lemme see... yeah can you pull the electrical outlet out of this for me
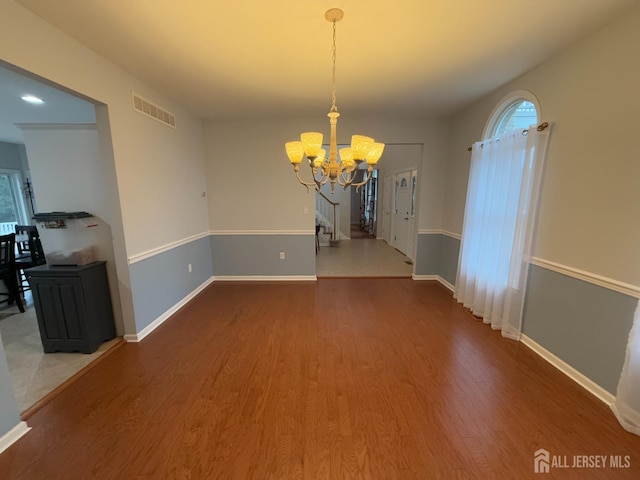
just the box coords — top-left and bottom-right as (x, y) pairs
(304, 206), (309, 214)
(279, 252), (285, 260)
(188, 263), (192, 272)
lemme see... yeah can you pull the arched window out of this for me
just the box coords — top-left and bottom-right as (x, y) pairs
(483, 91), (540, 139)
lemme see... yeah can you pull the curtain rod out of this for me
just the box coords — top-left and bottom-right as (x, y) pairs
(467, 122), (549, 151)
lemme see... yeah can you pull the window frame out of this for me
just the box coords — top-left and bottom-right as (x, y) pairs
(0, 168), (29, 226)
(482, 90), (541, 140)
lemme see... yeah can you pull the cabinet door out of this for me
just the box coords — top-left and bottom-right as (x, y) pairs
(32, 277), (88, 350)
(57, 278), (87, 341)
(32, 280), (66, 340)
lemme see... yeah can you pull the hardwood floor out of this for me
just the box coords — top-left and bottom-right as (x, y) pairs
(1, 279), (639, 479)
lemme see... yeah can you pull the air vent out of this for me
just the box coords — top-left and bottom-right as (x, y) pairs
(132, 92), (176, 128)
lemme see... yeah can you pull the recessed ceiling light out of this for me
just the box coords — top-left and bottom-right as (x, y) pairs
(21, 94), (44, 104)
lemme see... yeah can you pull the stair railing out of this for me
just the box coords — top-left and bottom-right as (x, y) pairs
(316, 191), (340, 243)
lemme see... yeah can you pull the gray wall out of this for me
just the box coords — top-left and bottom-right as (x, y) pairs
(0, 340), (20, 438)
(211, 234), (315, 277)
(414, 232), (459, 286)
(523, 266), (637, 394)
(129, 236), (213, 333)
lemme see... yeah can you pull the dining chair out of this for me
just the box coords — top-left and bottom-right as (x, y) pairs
(0, 233), (25, 313)
(14, 225), (46, 294)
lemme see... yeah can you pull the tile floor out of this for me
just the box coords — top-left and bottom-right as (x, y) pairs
(0, 300), (119, 413)
(315, 237), (413, 277)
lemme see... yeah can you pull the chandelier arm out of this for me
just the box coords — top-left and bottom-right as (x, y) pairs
(310, 161), (330, 191)
(294, 169), (321, 193)
(349, 168), (374, 193)
(336, 169), (355, 188)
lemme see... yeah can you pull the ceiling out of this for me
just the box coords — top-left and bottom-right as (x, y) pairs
(1, 0), (637, 143)
(0, 65), (95, 143)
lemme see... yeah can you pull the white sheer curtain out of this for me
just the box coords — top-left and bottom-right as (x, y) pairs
(613, 301), (640, 436)
(455, 124), (551, 339)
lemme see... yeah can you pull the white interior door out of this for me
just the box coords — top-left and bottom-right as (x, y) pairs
(391, 171), (411, 256)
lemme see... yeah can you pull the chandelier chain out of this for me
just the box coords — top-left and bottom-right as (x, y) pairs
(330, 19), (337, 113)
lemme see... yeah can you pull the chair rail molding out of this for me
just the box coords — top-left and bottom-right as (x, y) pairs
(417, 229), (462, 240)
(530, 257), (640, 299)
(209, 230), (315, 235)
(127, 231), (210, 264)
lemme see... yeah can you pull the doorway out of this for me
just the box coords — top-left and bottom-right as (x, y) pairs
(391, 168), (417, 260)
(315, 145), (421, 277)
(349, 169), (378, 239)
(0, 62), (125, 414)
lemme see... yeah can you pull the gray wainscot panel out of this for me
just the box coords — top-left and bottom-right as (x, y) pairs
(414, 233), (460, 285)
(522, 264), (636, 394)
(129, 235), (213, 333)
(439, 235), (460, 286)
(0, 340), (21, 438)
(211, 234), (315, 277)
(414, 233), (441, 276)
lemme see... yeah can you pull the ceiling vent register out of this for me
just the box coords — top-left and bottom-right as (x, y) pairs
(132, 92), (176, 128)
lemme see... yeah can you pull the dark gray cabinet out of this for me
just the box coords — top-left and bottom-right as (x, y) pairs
(26, 261), (116, 354)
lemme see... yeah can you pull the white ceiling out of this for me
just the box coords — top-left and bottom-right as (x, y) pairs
(0, 65), (95, 144)
(2, 0), (637, 142)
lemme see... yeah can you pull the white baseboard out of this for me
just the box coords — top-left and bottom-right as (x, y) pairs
(0, 421), (30, 455)
(124, 276), (215, 343)
(211, 275), (317, 282)
(412, 274), (454, 292)
(520, 334), (615, 406)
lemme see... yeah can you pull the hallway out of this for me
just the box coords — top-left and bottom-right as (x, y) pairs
(315, 236), (413, 278)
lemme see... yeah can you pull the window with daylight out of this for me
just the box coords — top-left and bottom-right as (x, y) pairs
(492, 100), (537, 137)
(0, 170), (28, 234)
(455, 92), (551, 339)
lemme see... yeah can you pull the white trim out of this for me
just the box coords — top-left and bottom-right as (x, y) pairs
(412, 274), (454, 292)
(482, 90), (541, 140)
(127, 231), (210, 264)
(520, 334), (615, 407)
(124, 276), (215, 342)
(212, 275), (317, 282)
(417, 229), (462, 240)
(15, 123), (96, 131)
(530, 257), (640, 299)
(0, 421), (30, 455)
(210, 230), (314, 236)
(127, 230), (316, 264)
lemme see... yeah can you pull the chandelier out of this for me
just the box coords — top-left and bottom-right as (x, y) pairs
(285, 8), (384, 193)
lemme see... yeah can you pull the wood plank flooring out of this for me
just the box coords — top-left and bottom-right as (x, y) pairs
(1, 279), (639, 479)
